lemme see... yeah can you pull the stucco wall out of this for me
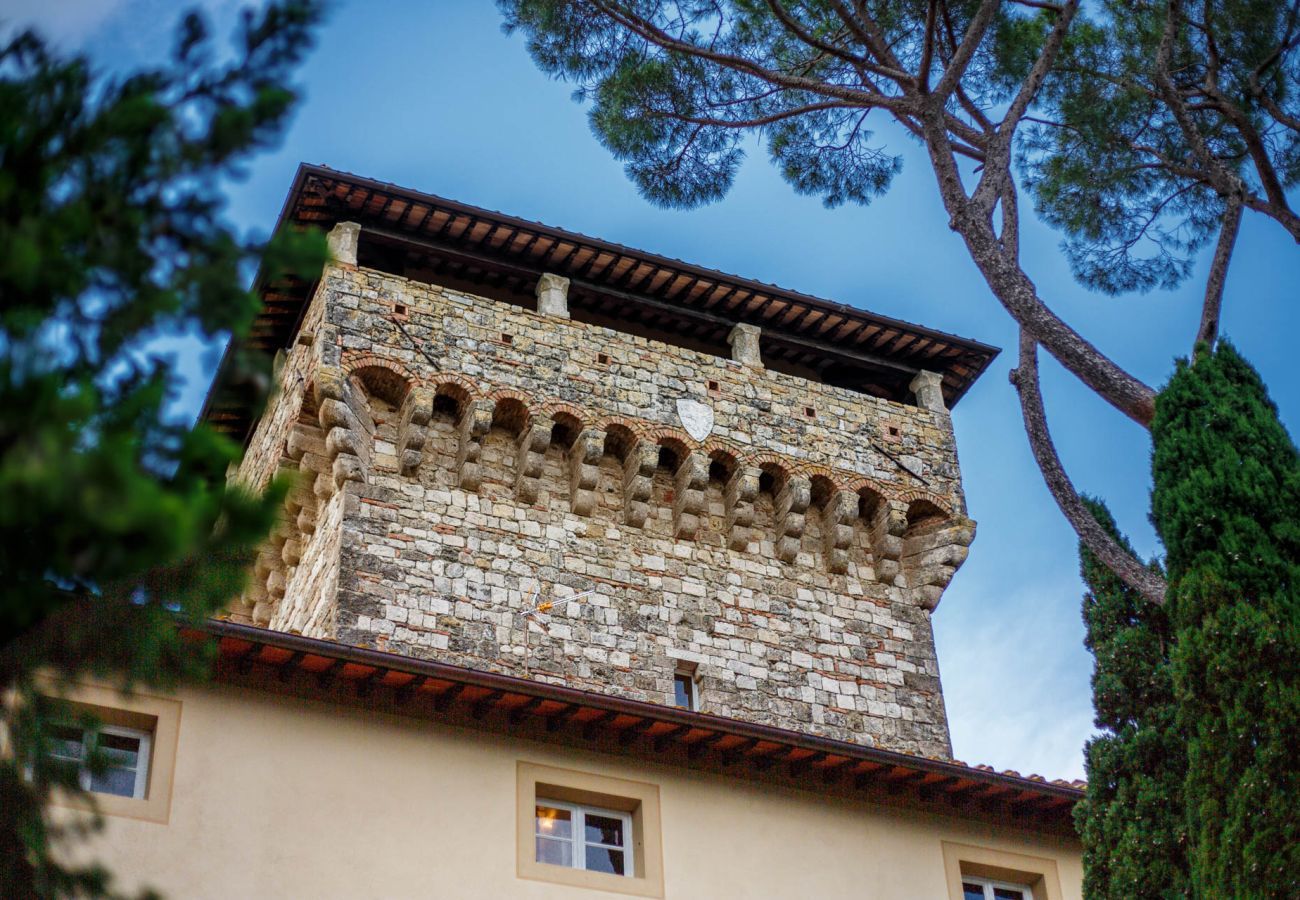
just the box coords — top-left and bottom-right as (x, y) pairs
(70, 682), (1082, 900)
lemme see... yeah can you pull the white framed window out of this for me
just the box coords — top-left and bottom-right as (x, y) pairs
(672, 671), (697, 710)
(535, 798), (634, 877)
(962, 876), (1034, 900)
(47, 722), (152, 800)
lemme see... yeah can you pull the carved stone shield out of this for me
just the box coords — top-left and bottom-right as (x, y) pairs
(676, 398), (714, 442)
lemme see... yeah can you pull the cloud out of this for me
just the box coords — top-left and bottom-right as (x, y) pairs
(935, 574), (1096, 782)
(0, 0), (257, 57)
(0, 0), (126, 46)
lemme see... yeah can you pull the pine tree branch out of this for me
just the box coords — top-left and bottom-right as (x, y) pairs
(1009, 333), (1168, 605)
(1195, 194), (1242, 348)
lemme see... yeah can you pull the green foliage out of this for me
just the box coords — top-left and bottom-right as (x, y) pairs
(500, 1), (1300, 295)
(1151, 342), (1300, 896)
(1024, 0), (1300, 293)
(0, 5), (325, 895)
(1074, 499), (1188, 899)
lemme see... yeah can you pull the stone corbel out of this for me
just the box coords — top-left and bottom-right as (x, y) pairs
(326, 221), (360, 267)
(724, 465), (759, 552)
(515, 413), (555, 504)
(672, 450), (708, 540)
(775, 474), (811, 564)
(535, 272), (571, 318)
(317, 380), (365, 490)
(397, 385), (434, 475)
(568, 427), (605, 518)
(284, 425), (322, 534)
(903, 517), (976, 611)
(622, 440), (658, 528)
(869, 500), (909, 585)
(456, 398), (495, 491)
(909, 370), (947, 413)
(822, 489), (858, 574)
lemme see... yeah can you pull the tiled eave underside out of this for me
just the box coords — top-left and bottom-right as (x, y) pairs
(209, 165), (999, 441)
(198, 619), (1081, 833)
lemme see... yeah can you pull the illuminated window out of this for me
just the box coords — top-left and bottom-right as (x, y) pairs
(535, 799), (633, 877)
(517, 762), (664, 896)
(962, 876), (1034, 900)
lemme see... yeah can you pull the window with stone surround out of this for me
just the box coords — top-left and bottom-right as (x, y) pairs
(35, 680), (182, 824)
(517, 762), (664, 897)
(942, 842), (1063, 900)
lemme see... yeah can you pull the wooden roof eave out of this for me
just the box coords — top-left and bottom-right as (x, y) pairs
(196, 619), (1082, 827)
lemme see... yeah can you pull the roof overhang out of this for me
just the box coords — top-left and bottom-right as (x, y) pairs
(205, 164), (999, 441)
(194, 619), (1081, 833)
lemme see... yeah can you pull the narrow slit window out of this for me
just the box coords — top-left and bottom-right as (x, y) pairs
(673, 670), (698, 711)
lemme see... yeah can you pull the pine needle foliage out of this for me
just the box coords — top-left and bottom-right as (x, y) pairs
(1074, 498), (1188, 899)
(1151, 341), (1300, 896)
(0, 5), (324, 896)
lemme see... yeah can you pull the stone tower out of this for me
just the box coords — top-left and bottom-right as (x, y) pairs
(211, 165), (997, 760)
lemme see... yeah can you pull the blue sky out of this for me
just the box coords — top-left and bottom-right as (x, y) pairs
(9, 0), (1297, 780)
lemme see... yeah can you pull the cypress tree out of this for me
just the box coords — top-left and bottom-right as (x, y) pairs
(1151, 341), (1300, 895)
(1074, 499), (1187, 899)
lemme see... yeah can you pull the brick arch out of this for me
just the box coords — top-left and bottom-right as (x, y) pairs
(348, 365), (412, 409)
(343, 354), (416, 385)
(702, 441), (744, 479)
(486, 387), (533, 406)
(641, 425), (698, 455)
(749, 452), (804, 481)
(808, 472), (840, 507)
(541, 401), (591, 432)
(898, 489), (953, 520)
(429, 372), (478, 406)
(599, 414), (650, 441)
(804, 464), (851, 495)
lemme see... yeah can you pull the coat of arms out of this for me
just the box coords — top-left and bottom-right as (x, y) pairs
(675, 398), (714, 441)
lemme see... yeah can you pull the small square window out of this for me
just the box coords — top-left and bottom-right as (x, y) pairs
(517, 762), (664, 897)
(598, 353), (610, 365)
(673, 672), (698, 711)
(707, 380), (720, 392)
(963, 877), (1033, 900)
(34, 680), (181, 824)
(501, 332), (513, 344)
(393, 303), (406, 316)
(44, 723), (152, 800)
(536, 800), (633, 877)
(804, 406), (816, 418)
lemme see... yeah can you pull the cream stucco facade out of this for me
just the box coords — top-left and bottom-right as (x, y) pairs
(65, 679), (1082, 900)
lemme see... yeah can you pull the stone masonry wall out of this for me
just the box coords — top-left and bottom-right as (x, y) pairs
(230, 259), (977, 759)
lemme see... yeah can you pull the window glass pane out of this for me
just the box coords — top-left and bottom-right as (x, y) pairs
(90, 766), (137, 798)
(993, 889), (1026, 900)
(585, 845), (626, 876)
(97, 732), (142, 769)
(535, 805), (572, 839)
(962, 884), (987, 900)
(535, 836), (572, 867)
(48, 725), (85, 762)
(673, 674), (693, 709)
(584, 813), (625, 847)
